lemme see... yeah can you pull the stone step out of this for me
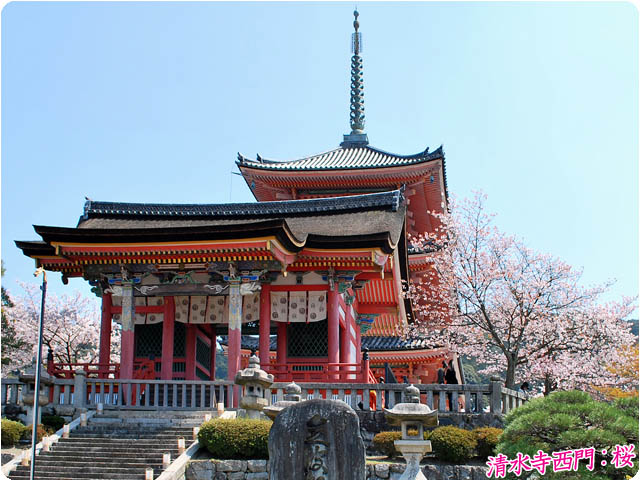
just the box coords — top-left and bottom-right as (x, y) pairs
(33, 456), (168, 467)
(57, 437), (185, 446)
(6, 412), (202, 480)
(44, 448), (182, 457)
(16, 460), (162, 475)
(9, 471), (151, 480)
(74, 426), (194, 434)
(68, 433), (195, 440)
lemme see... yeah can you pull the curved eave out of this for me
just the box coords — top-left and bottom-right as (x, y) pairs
(15, 240), (56, 258)
(34, 220), (305, 253)
(306, 232), (397, 255)
(236, 145), (444, 172)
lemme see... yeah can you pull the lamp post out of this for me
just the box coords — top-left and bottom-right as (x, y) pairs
(30, 267), (47, 481)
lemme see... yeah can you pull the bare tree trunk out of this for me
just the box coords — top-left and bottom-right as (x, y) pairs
(544, 373), (556, 396)
(505, 355), (517, 390)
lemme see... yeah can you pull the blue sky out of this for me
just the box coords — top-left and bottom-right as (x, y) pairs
(1, 2), (638, 312)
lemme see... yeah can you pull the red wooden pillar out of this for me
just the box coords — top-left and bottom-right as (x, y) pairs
(328, 288), (340, 379)
(209, 328), (217, 381)
(341, 323), (350, 363)
(99, 292), (112, 377)
(259, 284), (271, 368)
(356, 320), (362, 362)
(119, 285), (135, 381)
(161, 296), (175, 380)
(186, 325), (196, 381)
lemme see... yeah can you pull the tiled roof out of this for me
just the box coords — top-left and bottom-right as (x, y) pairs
(220, 335), (433, 352)
(80, 190), (402, 222)
(237, 145), (444, 171)
(361, 336), (433, 351)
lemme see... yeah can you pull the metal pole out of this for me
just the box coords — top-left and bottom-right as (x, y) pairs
(30, 268), (47, 480)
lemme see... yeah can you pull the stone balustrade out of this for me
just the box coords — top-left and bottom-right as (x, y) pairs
(267, 380), (527, 414)
(1, 377), (526, 413)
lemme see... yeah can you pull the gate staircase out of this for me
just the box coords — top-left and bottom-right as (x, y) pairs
(8, 411), (208, 480)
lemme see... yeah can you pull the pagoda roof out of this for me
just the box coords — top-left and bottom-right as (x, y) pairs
(220, 335), (434, 353)
(237, 145), (444, 172)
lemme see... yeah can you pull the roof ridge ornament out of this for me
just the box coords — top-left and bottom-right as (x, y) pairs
(341, 9), (369, 148)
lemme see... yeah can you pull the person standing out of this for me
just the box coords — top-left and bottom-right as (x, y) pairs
(445, 360), (458, 410)
(436, 360), (446, 411)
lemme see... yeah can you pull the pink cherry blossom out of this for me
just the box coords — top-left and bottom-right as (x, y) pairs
(406, 191), (637, 393)
(2, 282), (120, 374)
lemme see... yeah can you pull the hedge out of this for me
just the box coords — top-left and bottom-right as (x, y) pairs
(198, 418), (272, 459)
(430, 426), (477, 463)
(472, 427), (502, 458)
(372, 430), (430, 458)
(1, 419), (26, 447)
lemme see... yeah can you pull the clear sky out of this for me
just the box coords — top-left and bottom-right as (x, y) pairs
(1, 2), (638, 312)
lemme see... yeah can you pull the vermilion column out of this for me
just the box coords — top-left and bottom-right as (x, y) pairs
(328, 288), (340, 379)
(161, 296), (175, 380)
(99, 292), (112, 377)
(119, 284), (135, 380)
(355, 320), (362, 361)
(186, 325), (196, 381)
(258, 284), (271, 368)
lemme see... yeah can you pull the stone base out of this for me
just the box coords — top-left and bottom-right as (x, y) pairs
(394, 441), (431, 480)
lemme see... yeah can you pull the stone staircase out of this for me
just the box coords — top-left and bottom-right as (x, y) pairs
(8, 411), (209, 480)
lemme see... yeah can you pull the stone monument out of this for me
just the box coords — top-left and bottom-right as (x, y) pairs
(384, 385), (438, 480)
(268, 398), (366, 480)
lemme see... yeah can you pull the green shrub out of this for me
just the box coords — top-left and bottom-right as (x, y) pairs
(373, 431), (403, 457)
(198, 418), (271, 459)
(430, 426), (477, 463)
(372, 430), (430, 458)
(497, 390), (639, 479)
(41, 415), (65, 433)
(473, 427), (502, 458)
(1, 419), (26, 447)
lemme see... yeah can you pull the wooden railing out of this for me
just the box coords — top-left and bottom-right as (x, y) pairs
(1, 378), (527, 414)
(47, 360), (155, 380)
(267, 362), (366, 383)
(48, 362), (120, 379)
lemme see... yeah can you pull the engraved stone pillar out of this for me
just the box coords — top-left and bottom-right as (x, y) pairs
(119, 284), (135, 381)
(227, 281), (242, 407)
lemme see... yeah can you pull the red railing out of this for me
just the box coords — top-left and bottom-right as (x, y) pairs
(47, 360), (155, 381)
(266, 362), (368, 383)
(48, 362), (120, 379)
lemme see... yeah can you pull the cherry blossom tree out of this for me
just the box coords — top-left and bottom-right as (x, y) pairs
(407, 192), (637, 393)
(1, 282), (120, 374)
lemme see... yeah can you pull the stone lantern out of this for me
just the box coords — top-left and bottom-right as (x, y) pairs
(19, 367), (53, 426)
(263, 381), (302, 420)
(234, 352), (274, 419)
(383, 385), (438, 480)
